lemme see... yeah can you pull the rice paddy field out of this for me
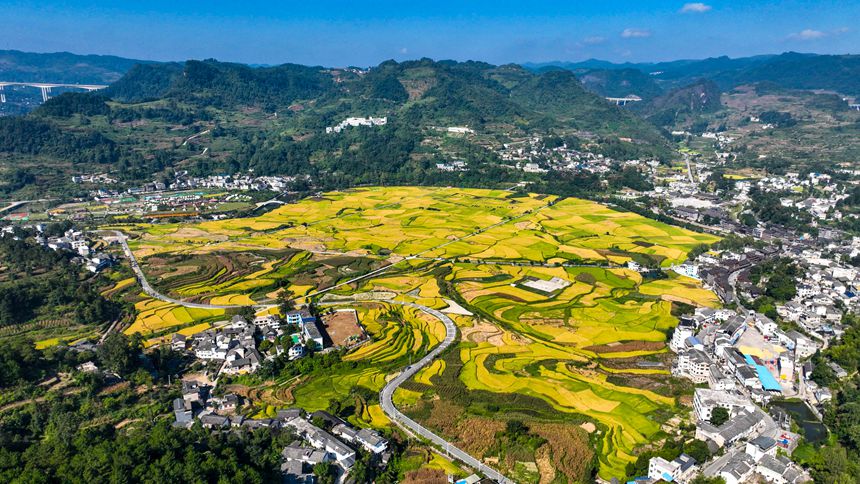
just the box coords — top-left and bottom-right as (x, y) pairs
(124, 296), (226, 342)
(112, 187), (716, 267)
(109, 186), (720, 481)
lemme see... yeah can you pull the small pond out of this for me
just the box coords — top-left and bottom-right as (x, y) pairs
(770, 400), (828, 444)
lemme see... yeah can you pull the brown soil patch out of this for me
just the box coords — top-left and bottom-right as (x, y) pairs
(322, 309), (364, 347)
(521, 317), (565, 327)
(423, 399), (504, 457)
(514, 221), (534, 230)
(599, 353), (671, 371)
(115, 418), (142, 429)
(584, 340), (665, 354)
(402, 468), (447, 484)
(536, 444), (556, 484)
(531, 423), (594, 482)
(457, 417), (505, 457)
(98, 381), (130, 395)
(461, 321), (503, 346)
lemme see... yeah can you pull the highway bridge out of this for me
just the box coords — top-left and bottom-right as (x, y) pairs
(605, 95), (643, 106)
(0, 81), (108, 102)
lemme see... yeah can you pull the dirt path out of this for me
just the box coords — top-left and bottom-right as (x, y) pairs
(535, 445), (556, 484)
(0, 387), (82, 413)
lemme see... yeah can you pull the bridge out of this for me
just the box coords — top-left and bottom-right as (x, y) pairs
(605, 95), (643, 106)
(0, 81), (108, 103)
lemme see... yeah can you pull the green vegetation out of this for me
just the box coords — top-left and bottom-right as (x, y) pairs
(0, 417), (292, 483)
(710, 407), (730, 426)
(625, 436), (711, 479)
(104, 186), (719, 480)
(0, 227), (121, 340)
(747, 187), (816, 234)
(1, 57), (678, 198)
(575, 68), (664, 99)
(635, 79), (722, 128)
(792, 313), (860, 482)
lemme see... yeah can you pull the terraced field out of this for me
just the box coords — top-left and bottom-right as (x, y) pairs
(124, 296), (226, 344)
(113, 187), (715, 268)
(109, 187), (720, 481)
(261, 302), (445, 413)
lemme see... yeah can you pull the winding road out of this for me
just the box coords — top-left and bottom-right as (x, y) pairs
(106, 202), (552, 482)
(111, 228), (513, 482)
(327, 299), (512, 484)
(110, 230), (244, 309)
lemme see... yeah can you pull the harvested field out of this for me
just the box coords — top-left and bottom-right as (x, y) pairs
(323, 308), (364, 347)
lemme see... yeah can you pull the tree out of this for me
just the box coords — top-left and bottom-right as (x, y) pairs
(690, 475), (726, 484)
(277, 288), (295, 315)
(313, 461), (336, 484)
(684, 439), (711, 464)
(237, 305), (256, 322)
(505, 419), (528, 437)
(97, 332), (141, 375)
(0, 340), (45, 387)
(710, 407), (730, 427)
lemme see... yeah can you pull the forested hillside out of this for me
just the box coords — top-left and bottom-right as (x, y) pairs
(563, 68), (664, 99)
(0, 49), (148, 84)
(0, 57), (673, 197)
(633, 79), (722, 127)
(0, 227), (121, 329)
(530, 52), (860, 95)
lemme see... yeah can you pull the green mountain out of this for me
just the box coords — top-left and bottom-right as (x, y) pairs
(103, 57), (666, 141)
(0, 57), (672, 197)
(0, 49), (150, 84)
(528, 52), (860, 96)
(633, 79), (722, 127)
(573, 68), (664, 99)
(712, 52), (860, 95)
(105, 60), (335, 107)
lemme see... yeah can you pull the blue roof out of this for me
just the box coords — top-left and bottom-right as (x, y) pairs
(755, 364), (782, 391)
(662, 472), (675, 482)
(687, 336), (702, 346)
(744, 354), (756, 365)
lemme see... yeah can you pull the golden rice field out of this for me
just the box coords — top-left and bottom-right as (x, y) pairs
(289, 302), (445, 411)
(124, 296), (226, 336)
(115, 187), (717, 267)
(106, 187), (720, 480)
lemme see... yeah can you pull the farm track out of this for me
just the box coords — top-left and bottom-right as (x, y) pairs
(110, 230), (255, 310)
(108, 199), (557, 311)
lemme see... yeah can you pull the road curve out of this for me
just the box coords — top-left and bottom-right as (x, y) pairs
(109, 230), (245, 310)
(115, 226), (510, 479)
(107, 199), (556, 311)
(329, 299), (512, 484)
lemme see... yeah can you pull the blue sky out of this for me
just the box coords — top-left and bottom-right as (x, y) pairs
(1, 1), (857, 66)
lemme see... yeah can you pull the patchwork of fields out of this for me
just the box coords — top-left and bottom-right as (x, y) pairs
(110, 186), (715, 267)
(111, 187), (720, 481)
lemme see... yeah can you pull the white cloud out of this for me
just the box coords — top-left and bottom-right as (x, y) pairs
(788, 29), (826, 40)
(621, 28), (652, 38)
(582, 36), (606, 45)
(680, 3), (712, 13)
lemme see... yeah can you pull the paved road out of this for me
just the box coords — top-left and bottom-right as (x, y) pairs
(684, 155), (696, 184)
(109, 230), (247, 310)
(356, 299), (513, 484)
(0, 198), (54, 214)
